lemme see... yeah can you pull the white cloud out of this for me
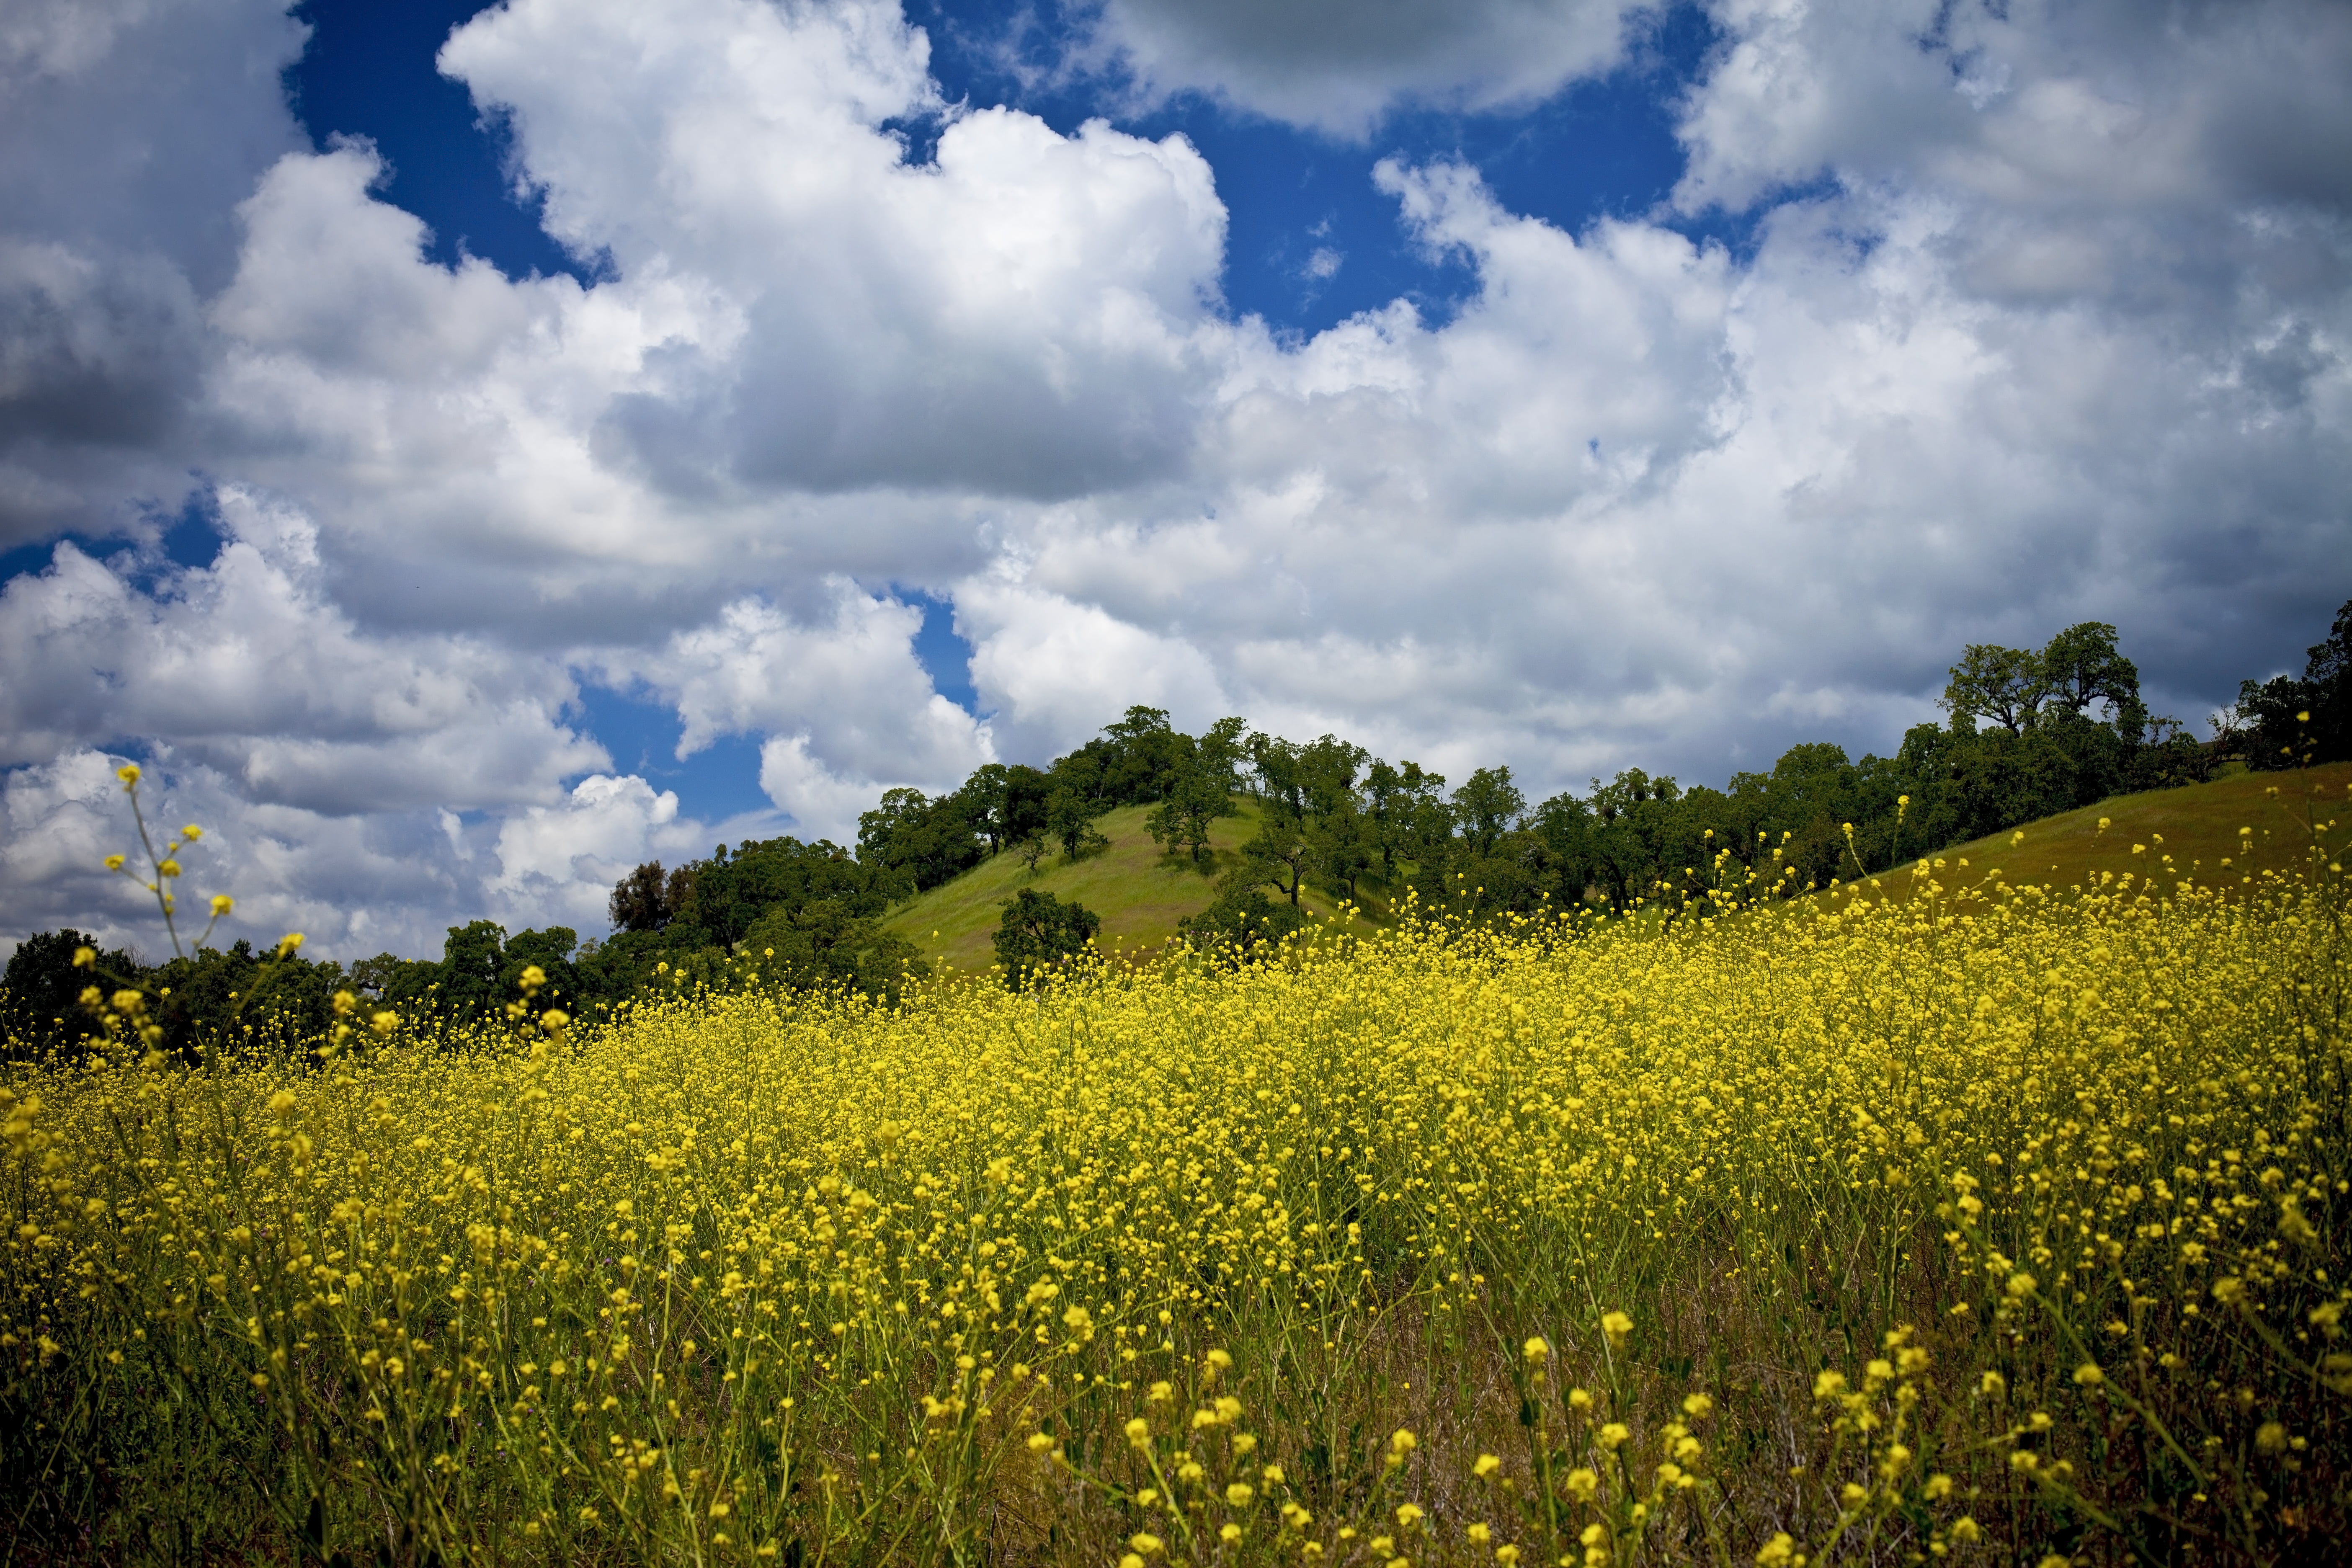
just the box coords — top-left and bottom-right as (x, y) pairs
(757, 735), (897, 846)
(0, 0), (306, 542)
(621, 583), (993, 781)
(0, 487), (606, 812)
(487, 772), (703, 934)
(438, 0), (1230, 500)
(959, 568), (1233, 757)
(1083, 0), (1647, 136)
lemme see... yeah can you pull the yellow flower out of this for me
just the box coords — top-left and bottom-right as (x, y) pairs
(1225, 1483), (1253, 1507)
(1756, 1534), (1796, 1567)
(71, 946), (96, 969)
(1473, 1454), (1502, 1478)
(210, 894), (233, 917)
(1523, 1336), (1549, 1363)
(116, 763), (141, 786)
(1600, 1310), (1633, 1345)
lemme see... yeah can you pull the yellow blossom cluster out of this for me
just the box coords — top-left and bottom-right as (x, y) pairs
(1, 848), (2345, 1564)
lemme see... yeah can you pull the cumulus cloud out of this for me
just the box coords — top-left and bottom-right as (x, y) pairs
(487, 773), (705, 934)
(440, 0), (1229, 500)
(1081, 0), (1647, 136)
(0, 0), (306, 541)
(4, 0), (2349, 957)
(0, 487), (606, 812)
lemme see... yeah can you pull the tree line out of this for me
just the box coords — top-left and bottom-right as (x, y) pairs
(7, 601), (2346, 1047)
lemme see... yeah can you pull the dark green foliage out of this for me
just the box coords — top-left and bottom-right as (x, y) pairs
(609, 860), (693, 933)
(3, 928), (359, 1063)
(1233, 812), (1311, 906)
(1177, 886), (1306, 961)
(1362, 759), (1449, 876)
(2236, 597), (2351, 770)
(1451, 766), (1524, 856)
(1048, 706), (1199, 810)
(2, 928), (137, 1055)
(144, 940), (345, 1059)
(1144, 719), (1247, 863)
(571, 925), (694, 1005)
(856, 787), (985, 892)
(366, 921), (593, 1032)
(1046, 786), (1112, 862)
(671, 836), (907, 950)
(992, 890), (1100, 988)
(740, 900), (928, 1003)
(955, 763), (1054, 853)
(1939, 622), (2143, 741)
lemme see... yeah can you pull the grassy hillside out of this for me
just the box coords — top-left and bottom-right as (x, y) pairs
(877, 798), (1365, 974)
(887, 763), (2352, 971)
(1871, 759), (2351, 900)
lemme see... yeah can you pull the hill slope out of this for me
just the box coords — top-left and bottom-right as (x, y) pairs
(885, 763), (2352, 972)
(878, 799), (1365, 975)
(1870, 761), (2351, 900)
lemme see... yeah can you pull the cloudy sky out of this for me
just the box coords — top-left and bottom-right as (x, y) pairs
(3, 0), (2348, 960)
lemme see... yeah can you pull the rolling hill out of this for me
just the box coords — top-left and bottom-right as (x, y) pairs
(881, 762), (2352, 972)
(1855, 760), (2351, 902)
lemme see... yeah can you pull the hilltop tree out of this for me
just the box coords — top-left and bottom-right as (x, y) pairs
(2041, 622), (2146, 740)
(609, 861), (691, 933)
(856, 787), (983, 891)
(1364, 759), (1449, 875)
(1941, 643), (2049, 735)
(1451, 766), (1524, 855)
(2237, 596), (2352, 769)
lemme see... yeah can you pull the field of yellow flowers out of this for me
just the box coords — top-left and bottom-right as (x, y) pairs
(4, 825), (2348, 1565)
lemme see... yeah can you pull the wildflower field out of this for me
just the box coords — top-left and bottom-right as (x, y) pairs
(4, 826), (2349, 1565)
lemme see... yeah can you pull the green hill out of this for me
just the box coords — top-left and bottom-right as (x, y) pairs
(878, 799), (1369, 975)
(1864, 760), (2351, 901)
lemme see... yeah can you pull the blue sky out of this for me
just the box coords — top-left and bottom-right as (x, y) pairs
(3, 0), (2347, 956)
(286, 0), (1719, 333)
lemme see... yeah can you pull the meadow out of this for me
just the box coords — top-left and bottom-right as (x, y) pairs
(3, 791), (2348, 1566)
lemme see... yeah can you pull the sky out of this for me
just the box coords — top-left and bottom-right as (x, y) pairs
(3, 0), (2348, 962)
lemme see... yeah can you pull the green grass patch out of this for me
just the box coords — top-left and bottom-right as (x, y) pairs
(878, 799), (1371, 973)
(1867, 759), (2351, 902)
